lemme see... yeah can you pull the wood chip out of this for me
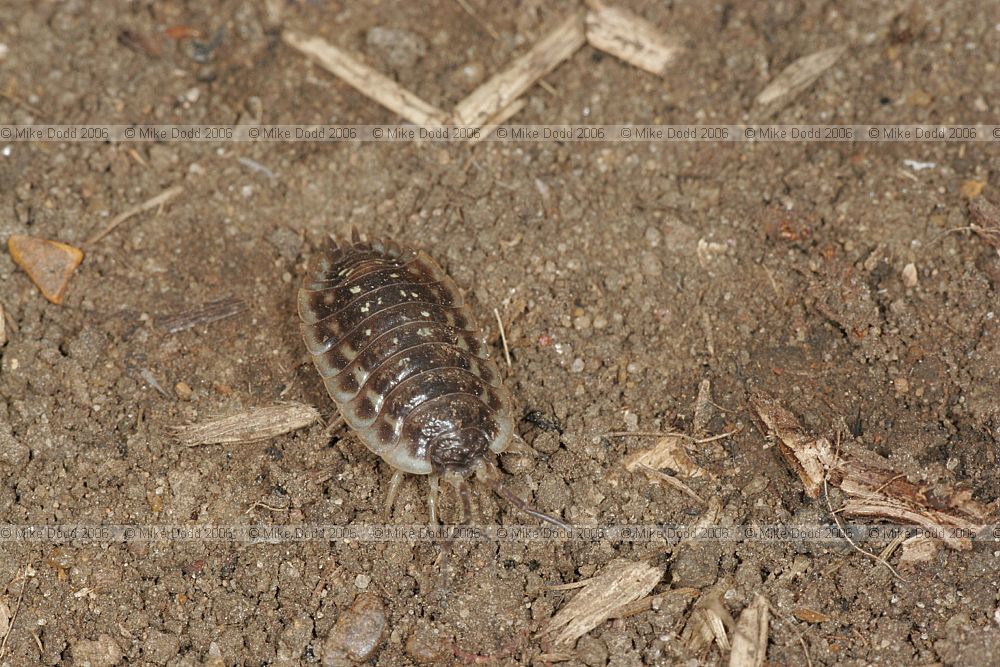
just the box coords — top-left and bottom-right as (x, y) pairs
(692, 378), (714, 435)
(175, 403), (321, 446)
(899, 535), (939, 566)
(86, 185), (183, 245)
(453, 13), (586, 128)
(754, 45), (846, 109)
(540, 559), (663, 646)
(748, 393), (834, 498)
(749, 393), (993, 549)
(157, 296), (247, 333)
(8, 235), (85, 305)
(584, 1), (682, 76)
(793, 606), (831, 624)
(624, 434), (711, 479)
(0, 303), (6, 347)
(282, 31), (447, 127)
(729, 594), (769, 667)
(682, 588), (733, 654)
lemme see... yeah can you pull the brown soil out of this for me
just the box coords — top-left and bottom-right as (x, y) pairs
(1, 1), (999, 665)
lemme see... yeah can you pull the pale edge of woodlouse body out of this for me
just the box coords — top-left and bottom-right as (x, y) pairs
(298, 228), (571, 530)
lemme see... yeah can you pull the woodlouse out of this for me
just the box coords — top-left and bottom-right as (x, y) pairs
(299, 230), (569, 529)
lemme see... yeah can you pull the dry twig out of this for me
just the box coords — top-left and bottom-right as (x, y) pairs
(87, 185), (183, 245)
(453, 13), (586, 128)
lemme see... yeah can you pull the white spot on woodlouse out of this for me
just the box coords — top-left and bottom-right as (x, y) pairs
(364, 329), (371, 336)
(417, 328), (432, 336)
(420, 311), (430, 317)
(350, 286), (362, 294)
(411, 292), (419, 298)
(390, 273), (400, 278)
(400, 290), (408, 296)
(361, 303), (370, 313)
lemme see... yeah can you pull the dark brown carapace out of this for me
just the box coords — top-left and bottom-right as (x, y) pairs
(299, 230), (569, 529)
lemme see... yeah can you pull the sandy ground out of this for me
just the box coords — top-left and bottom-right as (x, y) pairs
(1, 1), (1000, 665)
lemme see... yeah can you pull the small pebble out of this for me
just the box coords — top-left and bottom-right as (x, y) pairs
(571, 358), (585, 373)
(322, 593), (387, 665)
(175, 382), (193, 400)
(354, 574), (371, 590)
(902, 262), (918, 287)
(405, 626), (447, 664)
(640, 251), (663, 276)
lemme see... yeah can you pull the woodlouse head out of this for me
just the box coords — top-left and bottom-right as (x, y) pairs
(427, 427), (490, 476)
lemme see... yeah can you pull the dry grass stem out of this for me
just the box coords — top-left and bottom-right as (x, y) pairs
(87, 185), (183, 245)
(282, 31), (448, 126)
(453, 13), (586, 128)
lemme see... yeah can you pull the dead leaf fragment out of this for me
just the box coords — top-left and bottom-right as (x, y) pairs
(8, 235), (85, 304)
(729, 594), (769, 667)
(174, 403), (321, 446)
(961, 179), (985, 200)
(541, 560), (663, 646)
(755, 45), (846, 109)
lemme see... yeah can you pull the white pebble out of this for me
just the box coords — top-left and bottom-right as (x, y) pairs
(902, 262), (918, 288)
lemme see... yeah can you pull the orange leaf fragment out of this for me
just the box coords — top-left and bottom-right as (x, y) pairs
(8, 235), (84, 304)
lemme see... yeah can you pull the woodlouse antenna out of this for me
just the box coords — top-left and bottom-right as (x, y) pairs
(476, 463), (572, 532)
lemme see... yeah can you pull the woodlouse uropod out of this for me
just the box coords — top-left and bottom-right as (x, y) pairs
(298, 229), (570, 529)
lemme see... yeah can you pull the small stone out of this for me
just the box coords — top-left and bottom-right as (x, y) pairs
(366, 26), (427, 69)
(894, 377), (910, 394)
(70, 634), (125, 667)
(573, 314), (591, 330)
(907, 89), (933, 107)
(901, 262), (918, 288)
(571, 358), (585, 373)
(175, 382), (193, 400)
(8, 235), (85, 304)
(143, 629), (180, 664)
(640, 251), (663, 276)
(644, 226), (662, 247)
(323, 593), (387, 665)
(354, 574), (371, 590)
(405, 625), (447, 664)
(203, 642), (226, 667)
(576, 635), (610, 667)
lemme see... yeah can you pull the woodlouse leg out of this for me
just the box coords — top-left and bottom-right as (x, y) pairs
(457, 480), (473, 526)
(427, 474), (440, 525)
(383, 470), (404, 520)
